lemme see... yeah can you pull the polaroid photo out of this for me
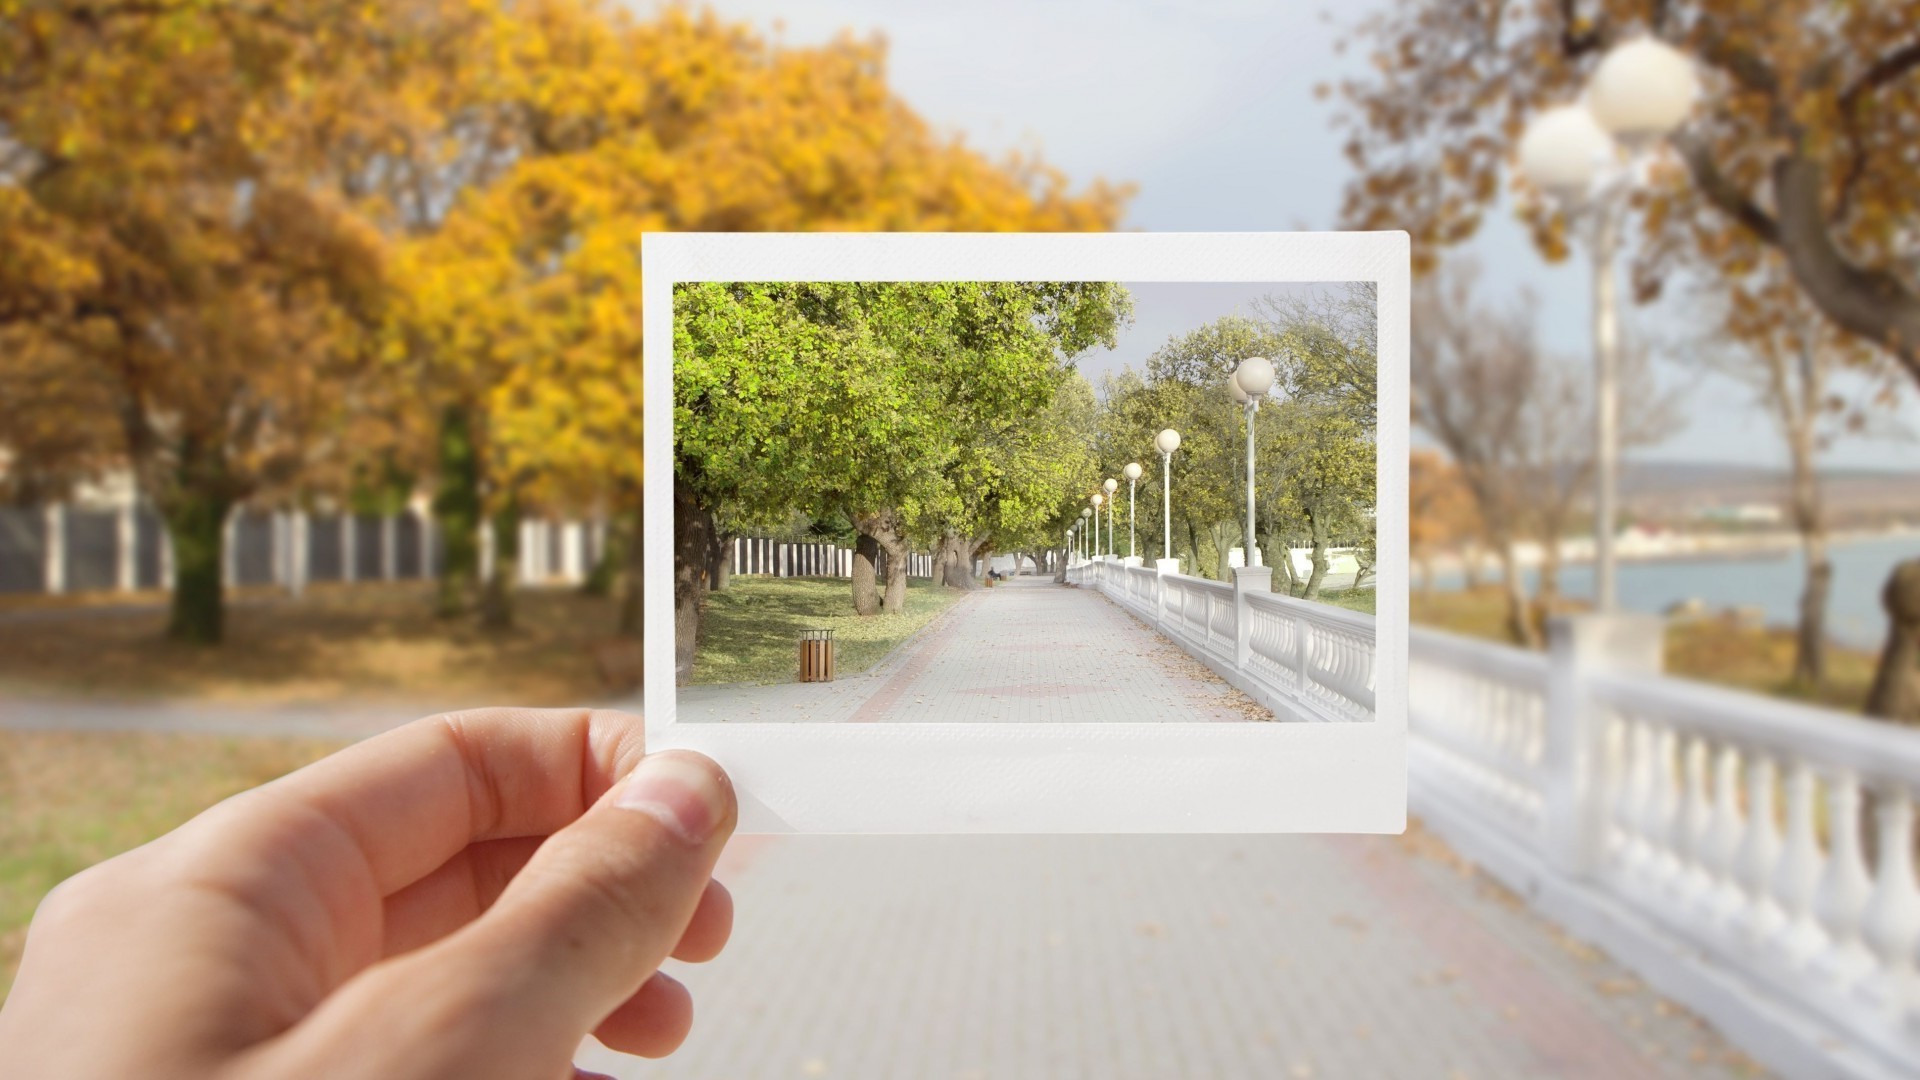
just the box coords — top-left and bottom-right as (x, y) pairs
(643, 232), (1408, 833)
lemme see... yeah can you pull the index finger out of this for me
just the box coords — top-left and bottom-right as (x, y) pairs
(192, 707), (649, 898)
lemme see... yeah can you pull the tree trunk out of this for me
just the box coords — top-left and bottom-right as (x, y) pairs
(1302, 511), (1331, 600)
(432, 404), (481, 618)
(1497, 538), (1541, 650)
(855, 509), (911, 613)
(1865, 561), (1920, 722)
(673, 478), (713, 684)
(1780, 339), (1830, 687)
(882, 540), (909, 612)
(1053, 547), (1068, 583)
(161, 486), (231, 645)
(480, 499), (519, 632)
(938, 533), (980, 590)
(851, 530), (882, 616)
(616, 505), (642, 638)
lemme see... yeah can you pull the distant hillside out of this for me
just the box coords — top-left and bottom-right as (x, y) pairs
(1618, 461), (1920, 525)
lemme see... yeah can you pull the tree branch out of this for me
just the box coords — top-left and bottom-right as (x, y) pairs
(1672, 132), (1779, 244)
(1839, 38), (1920, 110)
(1769, 153), (1920, 373)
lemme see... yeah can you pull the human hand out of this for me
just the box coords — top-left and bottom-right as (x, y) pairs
(0, 707), (736, 1078)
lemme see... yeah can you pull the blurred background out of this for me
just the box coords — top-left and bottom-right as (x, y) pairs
(4, 1), (1919, 1076)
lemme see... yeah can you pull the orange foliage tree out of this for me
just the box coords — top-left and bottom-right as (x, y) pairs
(395, 1), (1129, 634)
(1336, 1), (1920, 704)
(0, 2), (419, 642)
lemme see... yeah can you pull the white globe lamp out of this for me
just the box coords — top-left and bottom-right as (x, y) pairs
(1588, 38), (1698, 142)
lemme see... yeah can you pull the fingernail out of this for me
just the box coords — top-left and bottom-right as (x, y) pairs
(615, 752), (727, 845)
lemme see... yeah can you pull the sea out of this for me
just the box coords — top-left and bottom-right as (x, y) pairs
(1434, 533), (1920, 651)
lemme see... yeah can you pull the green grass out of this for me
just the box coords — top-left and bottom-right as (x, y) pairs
(1311, 588), (1376, 615)
(0, 731), (344, 1001)
(692, 576), (967, 685)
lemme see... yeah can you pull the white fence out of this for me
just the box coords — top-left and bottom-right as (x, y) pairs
(0, 502), (601, 595)
(1409, 618), (1920, 1080)
(1067, 555), (1375, 724)
(1072, 550), (1919, 1076)
(728, 536), (933, 580)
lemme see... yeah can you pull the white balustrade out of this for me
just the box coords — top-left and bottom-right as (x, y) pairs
(1410, 619), (1920, 1077)
(1071, 557), (1377, 725)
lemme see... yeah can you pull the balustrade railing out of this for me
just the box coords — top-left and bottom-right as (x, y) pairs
(1067, 556), (1375, 724)
(1409, 621), (1920, 1080)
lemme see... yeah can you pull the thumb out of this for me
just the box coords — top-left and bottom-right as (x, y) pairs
(268, 751), (736, 1078)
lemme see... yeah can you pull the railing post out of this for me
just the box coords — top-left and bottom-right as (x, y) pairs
(116, 501), (136, 592)
(290, 509), (308, 598)
(44, 503), (65, 595)
(1544, 613), (1665, 880)
(1232, 566), (1271, 675)
(1154, 558), (1178, 630)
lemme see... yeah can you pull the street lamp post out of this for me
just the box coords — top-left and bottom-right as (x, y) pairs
(1081, 506), (1093, 564)
(1089, 494), (1104, 559)
(1102, 478), (1118, 559)
(1123, 462), (1143, 559)
(1155, 429), (1180, 561)
(1516, 37), (1696, 612)
(1229, 356), (1276, 566)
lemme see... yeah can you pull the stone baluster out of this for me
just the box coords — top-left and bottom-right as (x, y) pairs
(1645, 727), (1682, 895)
(1705, 744), (1748, 928)
(1736, 753), (1784, 941)
(1774, 762), (1828, 967)
(1618, 720), (1654, 883)
(1674, 736), (1714, 906)
(1815, 770), (1876, 986)
(1859, 785), (1919, 1011)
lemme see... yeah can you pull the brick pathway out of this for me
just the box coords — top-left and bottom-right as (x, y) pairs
(680, 576), (1262, 724)
(578, 829), (1767, 1079)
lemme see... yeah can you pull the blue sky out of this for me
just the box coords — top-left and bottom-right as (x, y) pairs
(669, 0), (1917, 471)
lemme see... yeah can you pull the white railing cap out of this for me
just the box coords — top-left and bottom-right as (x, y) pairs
(1591, 669), (1920, 789)
(1245, 587), (1376, 634)
(1410, 627), (1552, 687)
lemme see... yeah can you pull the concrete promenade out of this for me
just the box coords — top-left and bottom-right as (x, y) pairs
(580, 831), (1765, 1079)
(681, 575), (1265, 724)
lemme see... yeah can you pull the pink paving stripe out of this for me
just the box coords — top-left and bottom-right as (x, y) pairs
(847, 594), (980, 723)
(1326, 834), (1659, 1078)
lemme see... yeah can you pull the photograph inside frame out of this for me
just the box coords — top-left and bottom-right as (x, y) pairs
(671, 280), (1380, 725)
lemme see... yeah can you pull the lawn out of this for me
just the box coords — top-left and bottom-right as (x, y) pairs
(0, 731), (345, 1000)
(692, 576), (967, 684)
(0, 583), (623, 706)
(1310, 587), (1376, 616)
(1411, 586), (1878, 713)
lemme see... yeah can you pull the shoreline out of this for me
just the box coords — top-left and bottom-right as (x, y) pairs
(1428, 525), (1916, 576)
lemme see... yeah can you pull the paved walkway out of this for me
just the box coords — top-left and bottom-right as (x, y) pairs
(681, 576), (1265, 724)
(578, 830), (1766, 1079)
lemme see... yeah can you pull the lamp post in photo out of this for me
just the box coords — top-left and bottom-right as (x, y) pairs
(1081, 506), (1093, 563)
(1516, 37), (1696, 611)
(1102, 477), (1118, 558)
(1123, 461), (1142, 559)
(1229, 356), (1276, 566)
(1155, 428), (1180, 561)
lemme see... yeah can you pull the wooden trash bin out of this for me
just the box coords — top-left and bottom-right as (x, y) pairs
(798, 628), (835, 683)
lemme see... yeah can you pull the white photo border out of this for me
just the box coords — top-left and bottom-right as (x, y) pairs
(644, 232), (1408, 833)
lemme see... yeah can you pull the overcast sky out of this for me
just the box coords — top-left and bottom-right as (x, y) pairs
(657, 0), (1918, 471)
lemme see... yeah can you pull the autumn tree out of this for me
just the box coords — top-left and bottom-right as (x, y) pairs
(0, 2), (413, 643)
(1336, 0), (1920, 696)
(399, 2), (1129, 640)
(1413, 263), (1672, 646)
(1695, 265), (1898, 686)
(1410, 451), (1482, 596)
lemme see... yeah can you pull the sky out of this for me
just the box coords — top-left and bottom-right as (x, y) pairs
(661, 0), (1918, 471)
